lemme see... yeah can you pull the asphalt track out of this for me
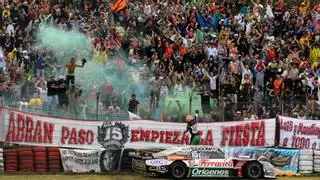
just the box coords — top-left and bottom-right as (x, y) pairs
(0, 175), (319, 180)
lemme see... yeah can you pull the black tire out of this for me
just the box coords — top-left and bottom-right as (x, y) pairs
(244, 161), (263, 179)
(170, 161), (187, 179)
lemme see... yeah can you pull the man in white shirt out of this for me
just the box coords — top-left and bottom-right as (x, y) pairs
(5, 20), (14, 37)
(107, 100), (121, 113)
(206, 43), (218, 59)
(209, 72), (219, 99)
(149, 73), (163, 109)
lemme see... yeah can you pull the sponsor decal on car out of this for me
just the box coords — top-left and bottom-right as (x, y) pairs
(149, 166), (168, 172)
(191, 146), (218, 152)
(190, 168), (230, 177)
(146, 159), (171, 166)
(195, 159), (234, 167)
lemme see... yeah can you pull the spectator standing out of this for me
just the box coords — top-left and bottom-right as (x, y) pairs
(149, 73), (163, 109)
(57, 76), (68, 110)
(197, 86), (213, 121)
(107, 99), (121, 113)
(28, 92), (42, 109)
(65, 58), (84, 89)
(128, 93), (139, 114)
(46, 75), (58, 113)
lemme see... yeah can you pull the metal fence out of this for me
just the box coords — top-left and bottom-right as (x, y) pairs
(0, 87), (312, 122)
(2, 104), (129, 121)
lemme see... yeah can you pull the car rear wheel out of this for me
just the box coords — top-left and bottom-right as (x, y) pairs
(170, 161), (187, 179)
(244, 161), (263, 179)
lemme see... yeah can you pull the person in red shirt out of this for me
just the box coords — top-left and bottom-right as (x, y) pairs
(164, 43), (174, 59)
(128, 93), (140, 114)
(274, 75), (285, 96)
(266, 47), (276, 62)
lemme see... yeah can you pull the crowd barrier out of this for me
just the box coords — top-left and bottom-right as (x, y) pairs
(0, 107), (320, 176)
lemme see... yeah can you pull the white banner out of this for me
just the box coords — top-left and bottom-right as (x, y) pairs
(279, 116), (320, 150)
(60, 148), (122, 172)
(60, 149), (102, 172)
(0, 108), (276, 149)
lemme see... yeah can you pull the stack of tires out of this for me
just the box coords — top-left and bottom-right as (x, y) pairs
(33, 147), (47, 173)
(0, 148), (3, 173)
(299, 149), (313, 174)
(18, 148), (34, 172)
(121, 149), (135, 171)
(314, 150), (320, 173)
(47, 148), (62, 173)
(4, 149), (18, 173)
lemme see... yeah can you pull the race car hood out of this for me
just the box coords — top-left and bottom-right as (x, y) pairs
(152, 146), (186, 158)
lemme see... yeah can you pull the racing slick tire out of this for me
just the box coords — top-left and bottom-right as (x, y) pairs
(314, 164), (320, 172)
(299, 155), (313, 161)
(299, 170), (313, 174)
(300, 150), (313, 156)
(244, 161), (263, 179)
(299, 165), (313, 171)
(314, 150), (320, 156)
(169, 161), (188, 179)
(314, 159), (320, 164)
(299, 161), (313, 166)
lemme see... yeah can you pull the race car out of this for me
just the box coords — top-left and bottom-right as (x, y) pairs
(131, 146), (276, 179)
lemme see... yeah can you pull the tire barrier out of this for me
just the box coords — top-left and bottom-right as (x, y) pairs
(18, 148), (34, 172)
(47, 148), (62, 173)
(0, 148), (3, 173)
(1, 147), (63, 174)
(299, 150), (313, 174)
(314, 150), (320, 173)
(33, 147), (47, 173)
(1, 146), (320, 176)
(4, 149), (18, 173)
(120, 149), (135, 171)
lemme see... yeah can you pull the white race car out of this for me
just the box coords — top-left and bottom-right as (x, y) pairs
(131, 146), (276, 179)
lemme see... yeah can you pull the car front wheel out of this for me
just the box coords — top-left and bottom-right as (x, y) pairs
(170, 161), (187, 179)
(244, 161), (263, 179)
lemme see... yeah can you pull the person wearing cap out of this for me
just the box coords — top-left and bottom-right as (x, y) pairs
(183, 115), (200, 145)
(57, 75), (68, 110)
(128, 93), (139, 114)
(233, 111), (243, 121)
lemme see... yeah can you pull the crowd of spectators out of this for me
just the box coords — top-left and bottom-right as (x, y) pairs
(0, 0), (320, 121)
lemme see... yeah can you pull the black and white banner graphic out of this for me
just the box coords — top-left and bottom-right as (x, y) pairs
(60, 148), (122, 173)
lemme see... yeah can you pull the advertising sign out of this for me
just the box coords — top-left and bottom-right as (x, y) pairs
(0, 108), (276, 149)
(279, 116), (320, 150)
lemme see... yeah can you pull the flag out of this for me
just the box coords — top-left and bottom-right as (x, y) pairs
(111, 0), (127, 13)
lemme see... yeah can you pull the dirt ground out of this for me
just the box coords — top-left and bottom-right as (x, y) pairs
(0, 175), (319, 180)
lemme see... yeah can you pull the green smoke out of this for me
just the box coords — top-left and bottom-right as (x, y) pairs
(35, 22), (143, 110)
(34, 22), (217, 120)
(36, 23), (92, 61)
